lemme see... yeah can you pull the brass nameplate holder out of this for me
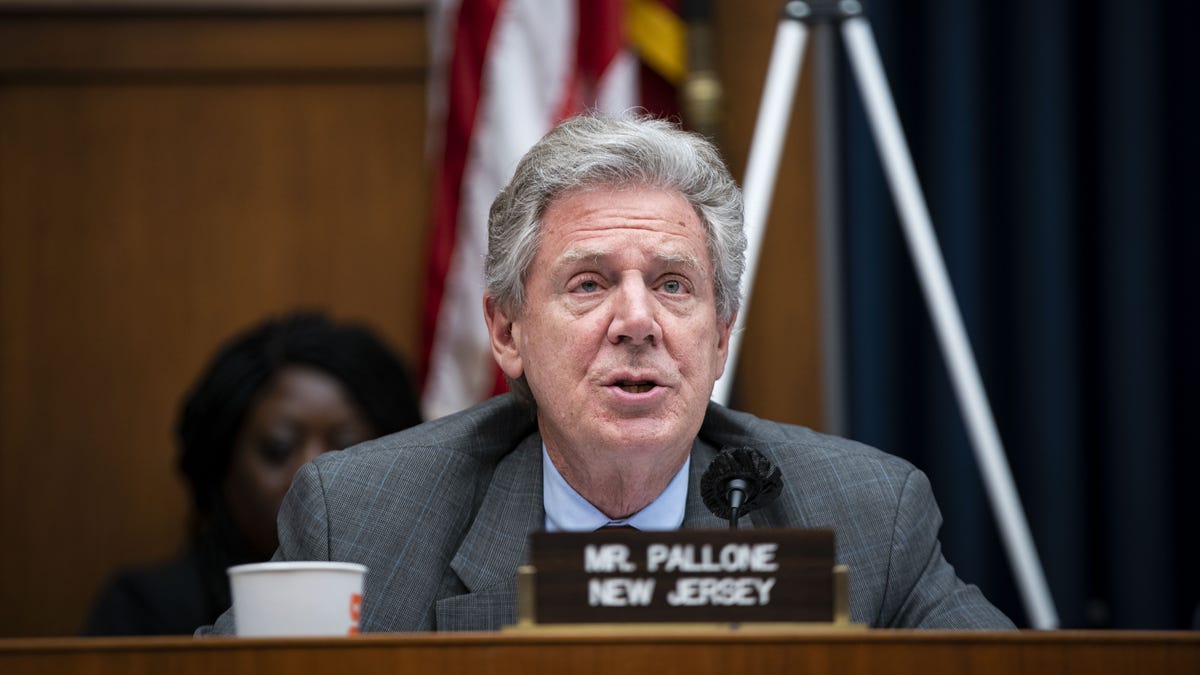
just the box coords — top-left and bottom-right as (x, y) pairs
(507, 528), (862, 631)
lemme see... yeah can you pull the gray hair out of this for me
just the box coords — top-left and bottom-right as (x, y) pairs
(485, 114), (746, 404)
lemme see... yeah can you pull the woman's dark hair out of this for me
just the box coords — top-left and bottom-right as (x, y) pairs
(176, 311), (422, 516)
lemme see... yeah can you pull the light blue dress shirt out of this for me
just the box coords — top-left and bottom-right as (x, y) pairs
(542, 445), (689, 532)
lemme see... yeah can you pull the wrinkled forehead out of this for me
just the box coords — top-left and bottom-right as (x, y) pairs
(539, 181), (710, 235)
(542, 183), (708, 252)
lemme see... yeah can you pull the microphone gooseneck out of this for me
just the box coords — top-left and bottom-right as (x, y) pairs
(726, 477), (749, 530)
(699, 447), (783, 530)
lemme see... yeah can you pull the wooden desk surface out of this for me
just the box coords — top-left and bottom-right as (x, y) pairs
(2, 629), (1198, 675)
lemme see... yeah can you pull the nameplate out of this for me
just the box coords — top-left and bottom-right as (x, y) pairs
(527, 528), (834, 624)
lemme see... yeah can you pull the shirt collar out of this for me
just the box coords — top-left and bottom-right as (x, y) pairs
(542, 445), (689, 532)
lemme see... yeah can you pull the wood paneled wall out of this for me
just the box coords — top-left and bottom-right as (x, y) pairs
(0, 1), (819, 636)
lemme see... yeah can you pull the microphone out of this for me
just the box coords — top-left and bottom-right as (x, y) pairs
(700, 446), (782, 530)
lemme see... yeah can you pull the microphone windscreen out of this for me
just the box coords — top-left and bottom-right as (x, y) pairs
(699, 446), (783, 519)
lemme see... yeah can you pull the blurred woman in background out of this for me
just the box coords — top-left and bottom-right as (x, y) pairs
(85, 312), (423, 635)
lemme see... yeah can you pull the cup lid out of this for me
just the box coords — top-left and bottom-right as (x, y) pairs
(227, 561), (368, 576)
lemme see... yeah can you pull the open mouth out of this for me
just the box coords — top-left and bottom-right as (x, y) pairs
(616, 380), (656, 394)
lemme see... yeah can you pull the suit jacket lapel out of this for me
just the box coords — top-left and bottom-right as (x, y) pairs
(436, 432), (544, 631)
(683, 437), (730, 529)
(436, 427), (785, 629)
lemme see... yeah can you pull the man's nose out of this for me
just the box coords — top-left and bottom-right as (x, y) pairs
(608, 277), (662, 345)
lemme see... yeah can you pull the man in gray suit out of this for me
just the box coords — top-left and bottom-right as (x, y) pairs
(206, 114), (1012, 634)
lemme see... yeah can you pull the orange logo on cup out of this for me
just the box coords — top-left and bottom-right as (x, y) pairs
(347, 592), (363, 634)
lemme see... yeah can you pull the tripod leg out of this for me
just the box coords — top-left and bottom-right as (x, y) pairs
(713, 14), (811, 406)
(813, 23), (847, 436)
(839, 16), (1059, 629)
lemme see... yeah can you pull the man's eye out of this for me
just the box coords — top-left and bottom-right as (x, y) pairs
(577, 279), (600, 293)
(662, 279), (684, 294)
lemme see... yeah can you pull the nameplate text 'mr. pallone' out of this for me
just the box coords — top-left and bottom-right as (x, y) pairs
(528, 528), (835, 624)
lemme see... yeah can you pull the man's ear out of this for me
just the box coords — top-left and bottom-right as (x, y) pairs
(483, 293), (524, 379)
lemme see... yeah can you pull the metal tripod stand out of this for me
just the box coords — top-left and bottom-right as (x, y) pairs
(712, 0), (1059, 629)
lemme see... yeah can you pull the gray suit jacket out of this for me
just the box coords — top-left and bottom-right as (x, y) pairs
(205, 394), (1013, 633)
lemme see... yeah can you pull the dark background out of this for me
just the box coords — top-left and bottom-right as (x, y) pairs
(839, 0), (1199, 628)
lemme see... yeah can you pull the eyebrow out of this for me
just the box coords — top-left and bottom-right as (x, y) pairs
(560, 247), (707, 279)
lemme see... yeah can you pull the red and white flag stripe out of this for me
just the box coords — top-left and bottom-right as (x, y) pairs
(421, 0), (638, 419)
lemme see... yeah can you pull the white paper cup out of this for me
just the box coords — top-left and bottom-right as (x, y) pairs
(228, 561), (367, 637)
